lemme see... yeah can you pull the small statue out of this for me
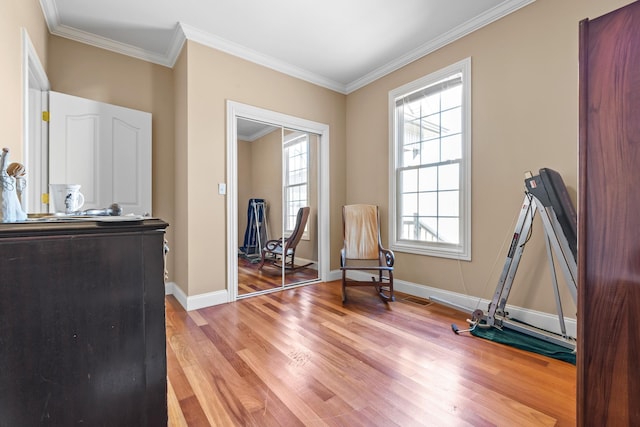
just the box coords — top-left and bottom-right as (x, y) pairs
(0, 148), (27, 222)
(7, 161), (26, 203)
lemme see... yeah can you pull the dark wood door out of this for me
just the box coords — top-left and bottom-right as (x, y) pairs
(578, 1), (640, 425)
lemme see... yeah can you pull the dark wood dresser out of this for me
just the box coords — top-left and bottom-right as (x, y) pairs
(0, 218), (168, 426)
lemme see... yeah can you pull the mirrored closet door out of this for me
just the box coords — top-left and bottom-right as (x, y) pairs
(236, 118), (320, 297)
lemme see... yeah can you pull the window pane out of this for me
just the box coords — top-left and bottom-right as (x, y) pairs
(402, 143), (421, 167)
(404, 98), (421, 120)
(439, 163), (459, 191)
(418, 166), (437, 192)
(420, 93), (440, 116)
(286, 187), (295, 203)
(421, 139), (440, 165)
(422, 113), (440, 141)
(404, 119), (421, 144)
(419, 191), (437, 216)
(441, 134), (461, 161)
(399, 216), (417, 240)
(438, 190), (459, 216)
(401, 192), (418, 218)
(441, 84), (462, 110)
(441, 107), (461, 137)
(439, 218), (460, 244)
(422, 217), (438, 241)
(400, 168), (418, 193)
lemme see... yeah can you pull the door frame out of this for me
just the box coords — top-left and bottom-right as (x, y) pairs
(22, 28), (50, 213)
(226, 101), (330, 302)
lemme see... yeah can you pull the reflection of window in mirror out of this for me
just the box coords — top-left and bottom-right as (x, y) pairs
(284, 132), (309, 239)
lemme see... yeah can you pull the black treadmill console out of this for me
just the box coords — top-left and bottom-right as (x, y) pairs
(525, 168), (577, 260)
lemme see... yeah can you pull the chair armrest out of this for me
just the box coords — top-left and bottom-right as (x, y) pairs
(380, 248), (395, 267)
(264, 239), (284, 251)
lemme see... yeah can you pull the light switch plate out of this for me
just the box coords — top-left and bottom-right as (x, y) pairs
(218, 183), (226, 195)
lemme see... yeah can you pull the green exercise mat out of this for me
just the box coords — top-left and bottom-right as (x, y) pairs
(471, 324), (576, 364)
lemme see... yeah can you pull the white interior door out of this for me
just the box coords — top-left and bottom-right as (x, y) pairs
(49, 91), (152, 215)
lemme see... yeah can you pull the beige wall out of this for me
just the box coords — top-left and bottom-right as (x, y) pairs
(44, 34), (346, 298)
(3, 0), (632, 316)
(181, 40), (346, 296)
(250, 129), (282, 239)
(0, 0), (48, 159)
(345, 0), (634, 315)
(47, 36), (176, 279)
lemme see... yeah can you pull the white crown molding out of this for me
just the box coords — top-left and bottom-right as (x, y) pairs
(40, 0), (183, 68)
(38, 0), (59, 32)
(178, 23), (347, 93)
(50, 24), (177, 67)
(239, 125), (277, 142)
(166, 25), (187, 67)
(39, 0), (534, 93)
(345, 0), (536, 93)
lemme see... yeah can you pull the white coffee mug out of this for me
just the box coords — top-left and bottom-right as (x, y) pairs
(50, 184), (85, 214)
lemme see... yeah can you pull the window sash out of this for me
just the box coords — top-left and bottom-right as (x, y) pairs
(396, 161), (461, 245)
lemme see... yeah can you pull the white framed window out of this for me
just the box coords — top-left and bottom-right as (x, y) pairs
(389, 57), (471, 260)
(284, 133), (309, 237)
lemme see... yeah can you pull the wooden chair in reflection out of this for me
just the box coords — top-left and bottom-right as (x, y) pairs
(258, 207), (310, 271)
(340, 204), (395, 303)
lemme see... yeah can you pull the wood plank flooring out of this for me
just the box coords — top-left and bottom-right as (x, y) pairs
(237, 256), (319, 296)
(166, 281), (576, 426)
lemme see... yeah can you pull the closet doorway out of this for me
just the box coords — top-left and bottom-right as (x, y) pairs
(226, 101), (329, 300)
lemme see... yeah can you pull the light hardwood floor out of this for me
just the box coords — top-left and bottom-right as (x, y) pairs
(166, 282), (576, 426)
(237, 256), (319, 296)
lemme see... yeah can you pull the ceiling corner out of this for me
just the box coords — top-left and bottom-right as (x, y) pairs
(166, 24), (188, 68)
(179, 22), (347, 94)
(343, 0), (537, 93)
(39, 0), (60, 32)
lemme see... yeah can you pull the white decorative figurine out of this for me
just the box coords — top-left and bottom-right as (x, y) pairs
(0, 147), (27, 222)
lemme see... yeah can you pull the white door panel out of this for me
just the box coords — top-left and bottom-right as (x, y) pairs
(51, 113), (99, 206)
(49, 91), (152, 215)
(113, 118), (147, 206)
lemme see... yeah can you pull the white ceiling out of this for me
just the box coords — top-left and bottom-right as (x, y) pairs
(40, 0), (534, 94)
(237, 118), (279, 142)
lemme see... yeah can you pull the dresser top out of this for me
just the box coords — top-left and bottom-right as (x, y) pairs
(0, 217), (168, 238)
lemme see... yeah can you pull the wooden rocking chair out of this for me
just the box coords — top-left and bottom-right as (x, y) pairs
(258, 207), (310, 271)
(340, 204), (395, 303)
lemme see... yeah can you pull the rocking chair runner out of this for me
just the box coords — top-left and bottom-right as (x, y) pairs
(340, 204), (395, 302)
(258, 207), (310, 270)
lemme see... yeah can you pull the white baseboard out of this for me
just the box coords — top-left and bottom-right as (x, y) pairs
(167, 271), (577, 338)
(165, 282), (229, 311)
(295, 257), (318, 270)
(327, 269), (342, 281)
(165, 281), (176, 295)
(336, 270), (577, 339)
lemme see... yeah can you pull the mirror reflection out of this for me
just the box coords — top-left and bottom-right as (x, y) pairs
(237, 118), (319, 297)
